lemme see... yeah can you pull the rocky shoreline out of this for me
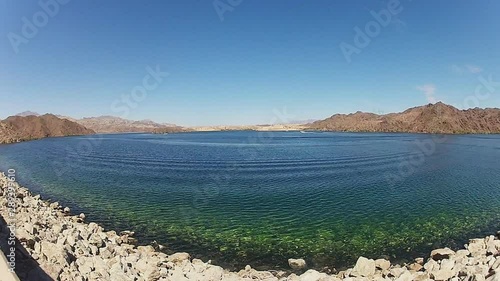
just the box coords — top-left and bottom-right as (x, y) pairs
(0, 172), (499, 281)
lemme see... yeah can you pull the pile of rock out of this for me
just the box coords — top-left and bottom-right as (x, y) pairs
(327, 241), (500, 281)
(0, 172), (499, 281)
(0, 174), (289, 281)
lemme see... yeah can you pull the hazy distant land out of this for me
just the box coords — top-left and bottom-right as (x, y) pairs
(2, 102), (500, 144)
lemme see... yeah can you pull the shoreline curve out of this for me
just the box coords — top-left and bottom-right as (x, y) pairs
(0, 172), (499, 281)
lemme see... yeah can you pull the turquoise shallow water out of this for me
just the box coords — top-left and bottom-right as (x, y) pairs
(0, 131), (499, 269)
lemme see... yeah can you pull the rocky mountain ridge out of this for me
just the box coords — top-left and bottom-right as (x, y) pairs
(69, 116), (182, 134)
(7, 102), (500, 138)
(309, 102), (500, 134)
(12, 112), (185, 134)
(0, 114), (95, 144)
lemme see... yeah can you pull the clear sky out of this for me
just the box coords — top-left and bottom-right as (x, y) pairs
(1, 0), (500, 126)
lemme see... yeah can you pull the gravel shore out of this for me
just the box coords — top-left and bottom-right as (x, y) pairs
(0, 172), (499, 281)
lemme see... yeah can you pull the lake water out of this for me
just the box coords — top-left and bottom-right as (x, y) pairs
(0, 131), (499, 269)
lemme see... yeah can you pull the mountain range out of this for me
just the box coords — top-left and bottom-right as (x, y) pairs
(0, 113), (185, 144)
(2, 102), (500, 144)
(0, 114), (95, 144)
(64, 116), (181, 134)
(309, 102), (500, 134)
(13, 112), (183, 134)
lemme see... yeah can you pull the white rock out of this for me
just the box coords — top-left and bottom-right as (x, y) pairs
(66, 233), (76, 247)
(351, 256), (376, 277)
(298, 269), (331, 281)
(17, 227), (34, 242)
(43, 264), (64, 280)
(430, 247), (455, 260)
(53, 224), (63, 235)
(487, 239), (500, 256)
(41, 241), (69, 265)
(203, 266), (225, 280)
(456, 249), (470, 258)
(170, 268), (190, 281)
(92, 256), (108, 273)
(414, 257), (425, 265)
(389, 267), (406, 278)
(474, 274), (487, 281)
(137, 245), (155, 253)
(288, 258), (307, 271)
(88, 233), (104, 247)
(144, 268), (161, 281)
(395, 270), (413, 281)
(467, 239), (486, 257)
(120, 230), (135, 236)
(486, 271), (500, 281)
(24, 223), (34, 235)
(407, 262), (423, 272)
(88, 222), (99, 232)
(430, 269), (455, 281)
(440, 258), (455, 271)
(167, 252), (190, 263)
(492, 258), (500, 270)
(375, 258), (391, 270)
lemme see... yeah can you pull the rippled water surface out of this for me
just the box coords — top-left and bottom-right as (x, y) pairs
(0, 132), (499, 269)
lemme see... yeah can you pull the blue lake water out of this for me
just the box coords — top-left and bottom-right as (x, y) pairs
(0, 131), (499, 269)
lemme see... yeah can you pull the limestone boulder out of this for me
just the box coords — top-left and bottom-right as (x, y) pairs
(288, 258), (307, 271)
(375, 258), (391, 271)
(167, 252), (190, 263)
(431, 247), (455, 260)
(351, 256), (376, 277)
(40, 241), (69, 265)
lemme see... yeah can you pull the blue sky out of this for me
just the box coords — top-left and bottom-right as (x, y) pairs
(1, 0), (500, 126)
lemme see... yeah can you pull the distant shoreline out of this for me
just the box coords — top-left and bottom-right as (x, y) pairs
(5, 102), (500, 141)
(3, 130), (500, 146)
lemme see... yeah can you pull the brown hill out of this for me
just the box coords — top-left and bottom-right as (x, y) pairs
(61, 116), (183, 133)
(309, 102), (500, 134)
(0, 114), (95, 144)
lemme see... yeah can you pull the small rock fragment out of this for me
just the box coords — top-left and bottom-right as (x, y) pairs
(288, 258), (307, 271)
